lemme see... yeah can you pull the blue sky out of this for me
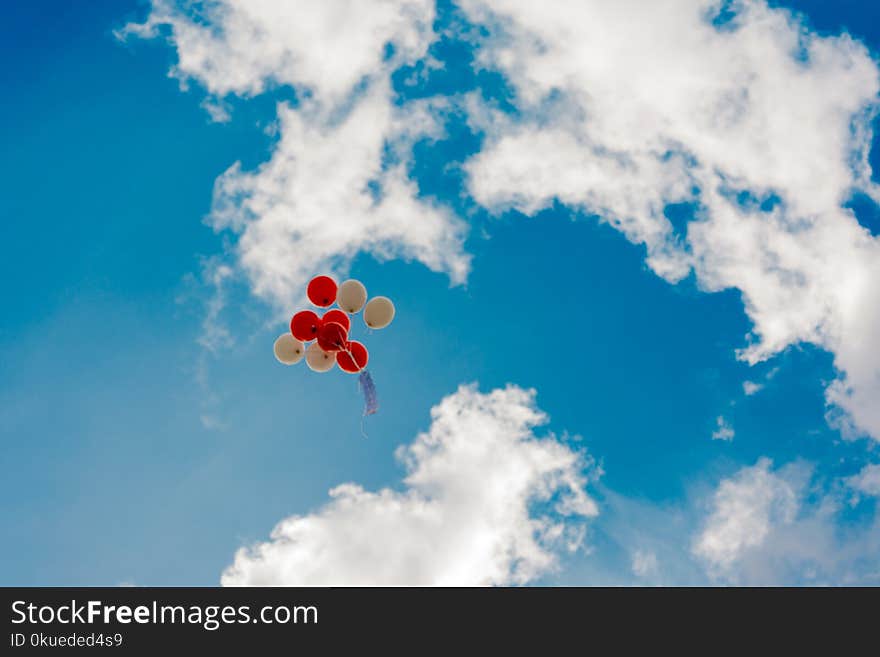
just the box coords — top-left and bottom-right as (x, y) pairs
(2, 0), (880, 585)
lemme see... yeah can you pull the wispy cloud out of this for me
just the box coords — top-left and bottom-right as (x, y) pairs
(846, 463), (880, 498)
(631, 549), (659, 578)
(691, 458), (880, 585)
(711, 416), (735, 442)
(175, 257), (237, 431)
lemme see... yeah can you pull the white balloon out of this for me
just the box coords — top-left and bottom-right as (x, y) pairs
(363, 296), (395, 329)
(337, 279), (367, 314)
(274, 334), (305, 365)
(306, 341), (336, 372)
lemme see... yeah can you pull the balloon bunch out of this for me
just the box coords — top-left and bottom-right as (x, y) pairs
(272, 275), (395, 416)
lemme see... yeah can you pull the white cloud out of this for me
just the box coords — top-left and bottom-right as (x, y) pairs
(588, 459), (880, 585)
(711, 416), (735, 441)
(690, 457), (880, 584)
(209, 88), (470, 306)
(200, 97), (232, 124)
(458, 0), (880, 441)
(692, 458), (801, 575)
(743, 366), (778, 397)
(118, 0), (437, 105)
(124, 0), (470, 309)
(846, 463), (880, 497)
(631, 549), (659, 578)
(222, 384), (598, 585)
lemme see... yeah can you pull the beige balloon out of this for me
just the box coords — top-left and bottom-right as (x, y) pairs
(274, 333), (305, 365)
(306, 341), (337, 372)
(337, 279), (367, 314)
(363, 296), (395, 329)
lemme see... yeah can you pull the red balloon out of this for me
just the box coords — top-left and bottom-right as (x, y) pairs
(321, 309), (351, 333)
(338, 341), (369, 373)
(317, 321), (348, 353)
(307, 275), (337, 307)
(290, 310), (320, 342)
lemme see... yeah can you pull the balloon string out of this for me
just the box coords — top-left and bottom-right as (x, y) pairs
(356, 368), (370, 440)
(339, 345), (364, 374)
(340, 345), (375, 439)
